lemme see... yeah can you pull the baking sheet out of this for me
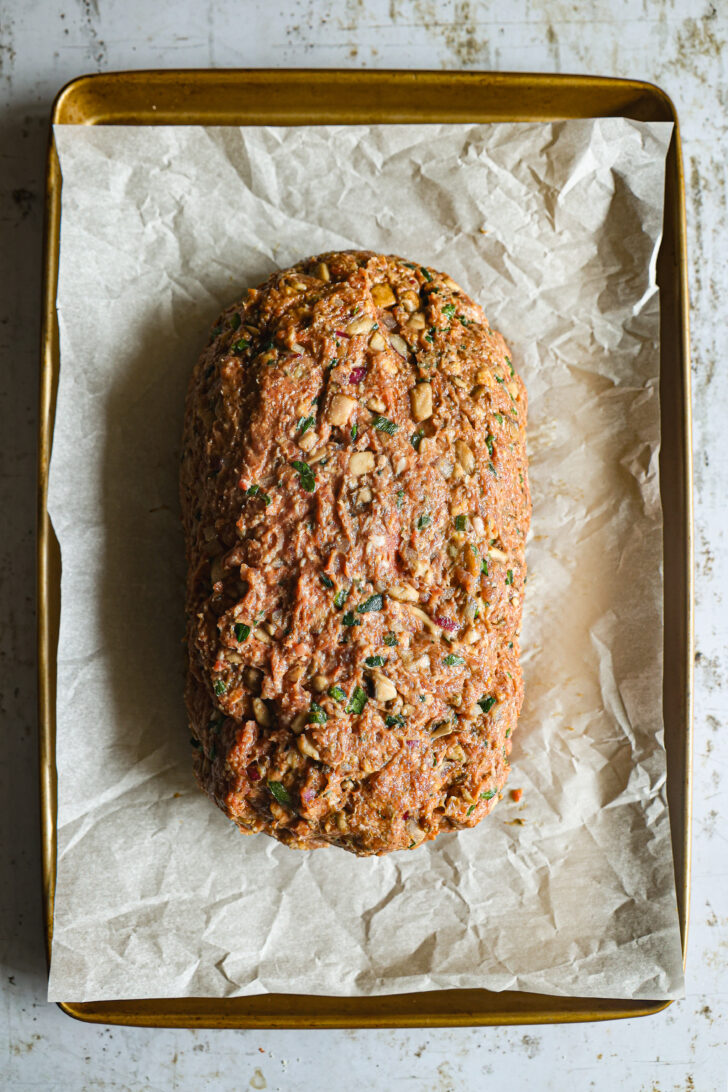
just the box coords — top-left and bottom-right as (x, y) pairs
(47, 120), (684, 1002)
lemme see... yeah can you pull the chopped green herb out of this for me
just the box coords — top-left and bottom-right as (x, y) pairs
(420, 266), (432, 282)
(328, 685), (347, 703)
(494, 413), (504, 425)
(246, 483), (271, 505)
(478, 695), (497, 714)
(505, 726), (512, 738)
(213, 679), (227, 696)
(329, 357), (338, 369)
(234, 623), (250, 643)
(357, 593), (384, 614)
(190, 736), (202, 749)
(385, 713), (406, 728)
(467, 804), (476, 816)
(351, 423), (358, 441)
(341, 611), (360, 627)
(396, 489), (405, 510)
(228, 313), (241, 330)
(480, 789), (496, 800)
(481, 558), (489, 575)
(365, 655), (386, 668)
(485, 433), (494, 457)
(457, 315), (471, 327)
(443, 303), (456, 317)
(346, 685), (368, 715)
(505, 570), (514, 586)
(320, 574), (334, 589)
(372, 414), (399, 436)
(268, 780), (291, 806)
(506, 355), (514, 376)
(494, 375), (504, 383)
(298, 415), (316, 435)
(417, 513), (432, 530)
(211, 325), (222, 337)
(442, 653), (465, 667)
(410, 429), (424, 451)
(333, 587), (349, 609)
(384, 632), (398, 647)
(425, 327), (435, 343)
(291, 459), (316, 492)
(232, 337), (250, 353)
(308, 702), (328, 725)
(488, 463), (497, 476)
(454, 514), (467, 531)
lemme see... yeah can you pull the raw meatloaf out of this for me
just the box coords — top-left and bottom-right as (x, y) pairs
(180, 250), (530, 856)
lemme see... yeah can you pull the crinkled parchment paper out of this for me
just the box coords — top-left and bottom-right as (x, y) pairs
(47, 120), (684, 1002)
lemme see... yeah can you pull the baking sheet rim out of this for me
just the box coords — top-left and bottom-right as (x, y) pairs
(37, 67), (693, 1028)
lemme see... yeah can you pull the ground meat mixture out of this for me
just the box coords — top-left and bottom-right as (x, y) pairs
(180, 250), (531, 856)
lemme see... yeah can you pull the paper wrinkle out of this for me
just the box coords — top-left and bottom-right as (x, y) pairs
(47, 120), (684, 1003)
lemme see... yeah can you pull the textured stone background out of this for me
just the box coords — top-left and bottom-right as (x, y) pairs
(1, 2), (726, 1089)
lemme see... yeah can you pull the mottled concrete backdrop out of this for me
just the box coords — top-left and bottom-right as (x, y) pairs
(1, 2), (726, 1090)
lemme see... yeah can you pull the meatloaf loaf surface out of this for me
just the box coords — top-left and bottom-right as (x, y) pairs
(180, 250), (530, 856)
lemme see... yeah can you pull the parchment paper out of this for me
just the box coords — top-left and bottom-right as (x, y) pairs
(47, 120), (685, 1002)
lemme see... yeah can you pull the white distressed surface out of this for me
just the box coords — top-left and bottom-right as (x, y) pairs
(0, 1), (726, 1089)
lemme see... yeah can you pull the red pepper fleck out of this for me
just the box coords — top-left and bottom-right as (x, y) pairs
(246, 763), (261, 782)
(402, 811), (410, 820)
(348, 365), (367, 384)
(435, 615), (458, 633)
(335, 329), (351, 339)
(510, 788), (522, 802)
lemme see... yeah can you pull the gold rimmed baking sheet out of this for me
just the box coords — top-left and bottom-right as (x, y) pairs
(38, 69), (692, 1028)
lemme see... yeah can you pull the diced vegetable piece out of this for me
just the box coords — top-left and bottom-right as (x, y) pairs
(268, 780), (291, 805)
(372, 414), (399, 436)
(350, 451), (375, 475)
(372, 282), (396, 307)
(346, 686), (368, 715)
(410, 383), (433, 422)
(385, 713), (406, 728)
(374, 675), (397, 702)
(328, 393), (356, 426)
(308, 702), (328, 725)
(291, 460), (316, 492)
(252, 697), (271, 726)
(357, 593), (384, 614)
